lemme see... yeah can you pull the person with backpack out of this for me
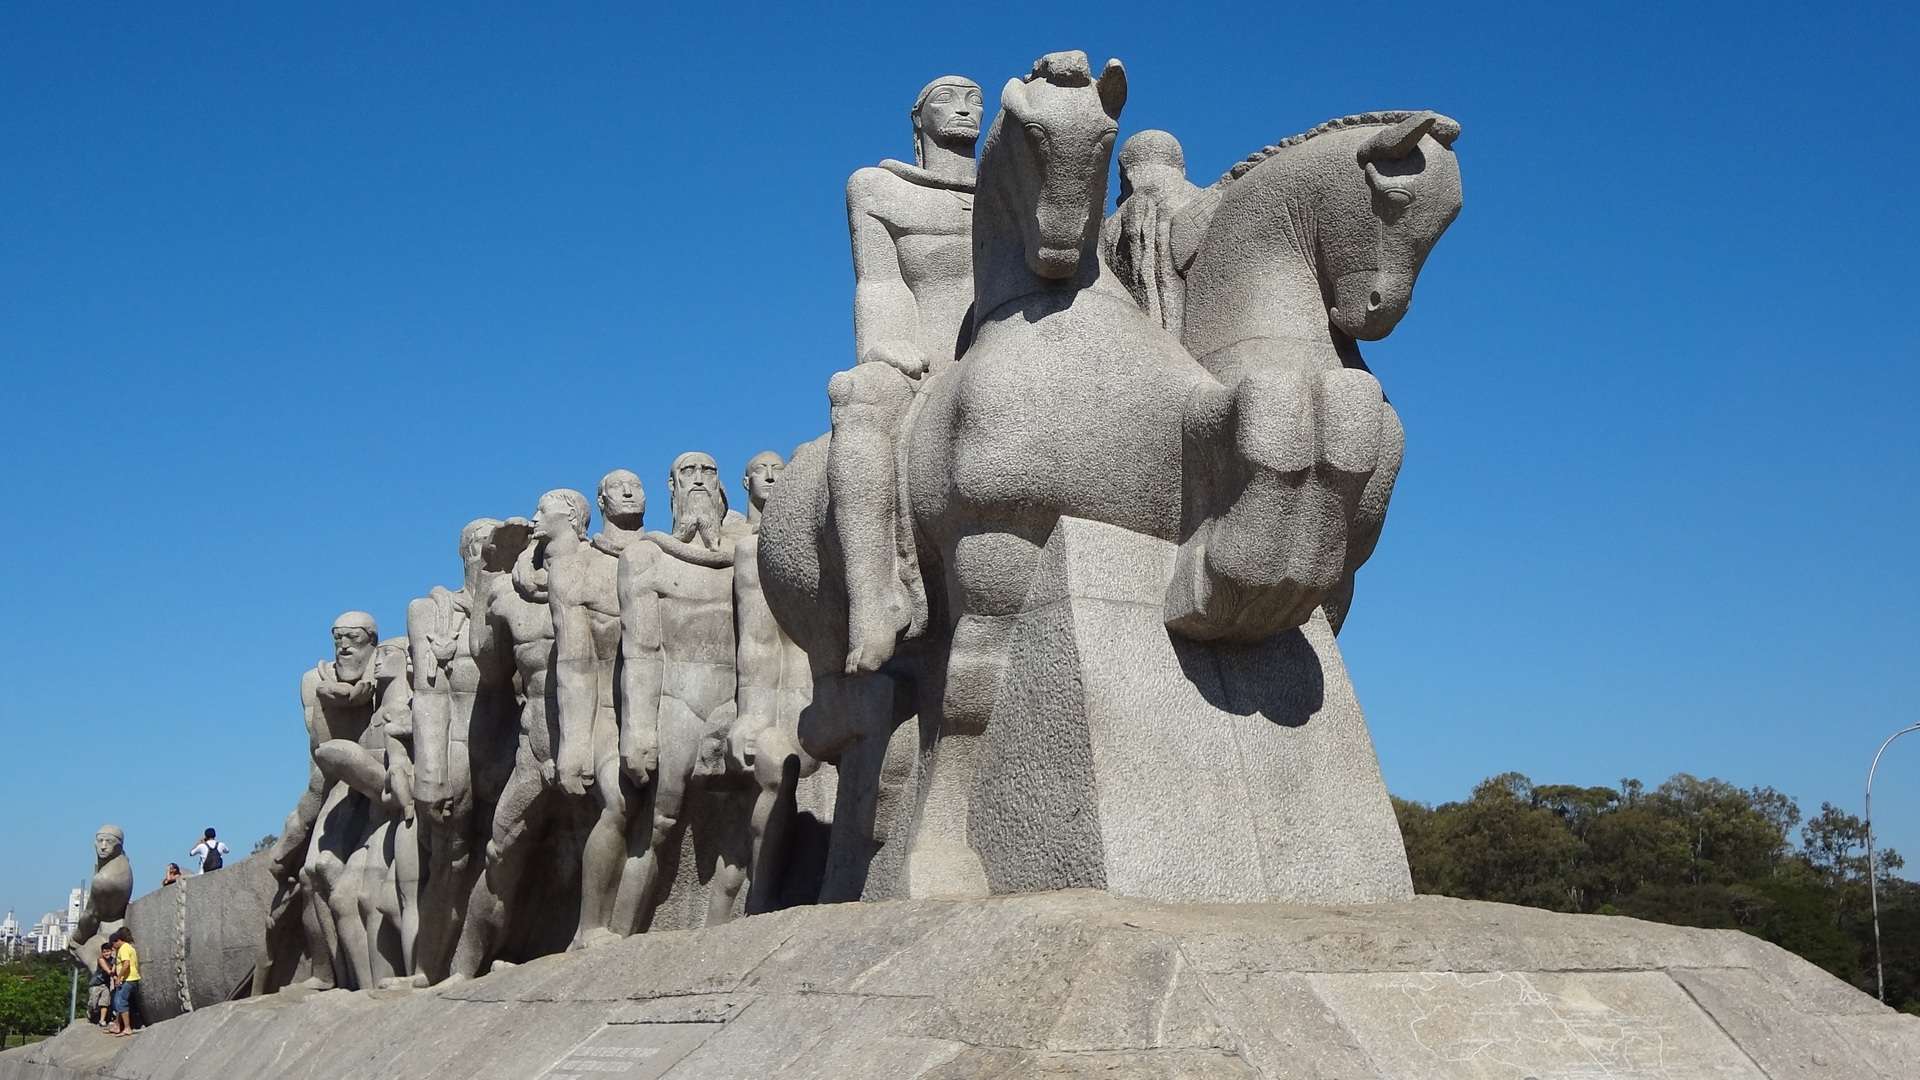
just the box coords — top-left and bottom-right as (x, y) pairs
(188, 828), (229, 874)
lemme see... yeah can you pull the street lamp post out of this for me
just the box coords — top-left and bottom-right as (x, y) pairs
(1866, 722), (1920, 1004)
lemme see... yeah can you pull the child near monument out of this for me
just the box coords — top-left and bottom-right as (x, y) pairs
(109, 928), (140, 1036)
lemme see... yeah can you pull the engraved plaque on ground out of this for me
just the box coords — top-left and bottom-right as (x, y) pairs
(541, 1023), (719, 1080)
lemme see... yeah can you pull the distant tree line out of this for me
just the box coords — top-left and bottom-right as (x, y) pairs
(0, 955), (76, 1045)
(1395, 772), (1920, 1013)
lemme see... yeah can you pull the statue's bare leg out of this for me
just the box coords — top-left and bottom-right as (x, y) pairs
(805, 672), (907, 902)
(612, 696), (702, 934)
(706, 804), (753, 926)
(335, 843), (378, 990)
(448, 751), (544, 982)
(906, 533), (1038, 898)
(390, 815), (421, 977)
(573, 711), (628, 950)
(743, 727), (803, 915)
(828, 363), (915, 674)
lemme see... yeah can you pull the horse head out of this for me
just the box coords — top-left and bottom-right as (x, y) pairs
(979, 51), (1126, 288)
(1319, 112), (1463, 340)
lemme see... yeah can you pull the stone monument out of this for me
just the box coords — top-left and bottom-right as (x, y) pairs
(15, 49), (1918, 1080)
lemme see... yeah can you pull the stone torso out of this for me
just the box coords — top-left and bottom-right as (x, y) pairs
(852, 164), (975, 368)
(624, 540), (737, 716)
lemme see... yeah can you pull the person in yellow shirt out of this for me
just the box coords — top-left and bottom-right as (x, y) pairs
(109, 929), (140, 1036)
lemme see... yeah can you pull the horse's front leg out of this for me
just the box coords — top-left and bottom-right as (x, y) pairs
(1167, 360), (1392, 641)
(901, 529), (1039, 898)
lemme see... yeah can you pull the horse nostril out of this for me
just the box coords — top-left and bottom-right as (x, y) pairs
(1367, 291), (1382, 311)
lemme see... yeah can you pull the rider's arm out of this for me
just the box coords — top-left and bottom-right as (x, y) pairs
(848, 169), (924, 374)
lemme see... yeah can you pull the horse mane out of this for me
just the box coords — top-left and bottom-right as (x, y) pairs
(1214, 111), (1437, 188)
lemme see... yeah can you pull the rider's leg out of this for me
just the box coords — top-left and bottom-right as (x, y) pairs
(827, 362), (915, 674)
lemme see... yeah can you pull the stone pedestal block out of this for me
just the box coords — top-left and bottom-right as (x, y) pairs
(971, 517), (1412, 903)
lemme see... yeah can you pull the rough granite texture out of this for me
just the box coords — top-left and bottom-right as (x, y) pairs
(973, 518), (1411, 902)
(6, 890), (1913, 1080)
(123, 855), (276, 1024)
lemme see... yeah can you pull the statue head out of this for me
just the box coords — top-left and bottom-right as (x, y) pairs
(912, 75), (983, 166)
(1116, 129), (1187, 205)
(990, 52), (1126, 280)
(742, 451), (784, 514)
(93, 825), (124, 864)
(332, 611), (379, 679)
(531, 488), (591, 544)
(1323, 112), (1463, 341)
(597, 469), (646, 530)
(460, 518), (500, 576)
(668, 451), (726, 549)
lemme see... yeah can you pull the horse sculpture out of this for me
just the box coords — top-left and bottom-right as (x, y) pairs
(759, 50), (1464, 899)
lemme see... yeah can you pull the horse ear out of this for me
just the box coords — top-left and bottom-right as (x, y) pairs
(1001, 76), (1029, 117)
(1356, 111), (1439, 164)
(1098, 59), (1128, 120)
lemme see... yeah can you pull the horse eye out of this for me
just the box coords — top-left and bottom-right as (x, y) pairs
(1382, 188), (1414, 208)
(1024, 123), (1049, 151)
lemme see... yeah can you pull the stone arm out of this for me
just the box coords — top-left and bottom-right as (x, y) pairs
(549, 556), (599, 796)
(616, 544), (666, 783)
(848, 169), (925, 376)
(265, 671), (330, 880)
(469, 579), (516, 690)
(406, 594), (454, 806)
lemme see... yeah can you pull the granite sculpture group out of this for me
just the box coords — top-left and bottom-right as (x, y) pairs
(205, 50), (1466, 995)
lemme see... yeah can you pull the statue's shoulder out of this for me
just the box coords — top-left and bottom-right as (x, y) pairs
(847, 162), (916, 209)
(619, 536), (664, 572)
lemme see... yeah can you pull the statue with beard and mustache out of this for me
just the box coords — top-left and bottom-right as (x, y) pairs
(611, 452), (750, 932)
(260, 612), (408, 991)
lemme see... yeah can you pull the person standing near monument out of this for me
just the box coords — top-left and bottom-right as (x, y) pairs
(188, 828), (229, 874)
(108, 928), (139, 1036)
(88, 942), (114, 1028)
(611, 452), (746, 933)
(549, 469), (647, 949)
(828, 74), (981, 673)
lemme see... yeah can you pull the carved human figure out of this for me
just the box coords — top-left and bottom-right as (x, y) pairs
(403, 517), (521, 985)
(1100, 129), (1206, 337)
(549, 469), (647, 949)
(612, 452), (745, 932)
(730, 451), (823, 912)
(828, 74), (982, 673)
(352, 642), (421, 987)
(69, 826), (132, 962)
(448, 492), (588, 980)
(267, 612), (404, 990)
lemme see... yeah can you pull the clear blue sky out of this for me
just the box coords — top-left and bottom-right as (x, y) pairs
(2, 5), (1915, 916)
